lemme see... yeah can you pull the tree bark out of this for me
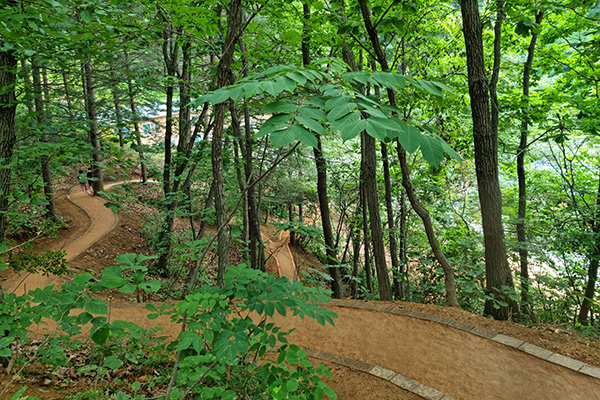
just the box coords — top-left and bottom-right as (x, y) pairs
(81, 60), (104, 194)
(460, 0), (516, 319)
(578, 171), (600, 325)
(381, 144), (401, 298)
(359, 164), (373, 296)
(517, 10), (543, 324)
(0, 37), (16, 244)
(32, 61), (58, 221)
(213, 0), (243, 286)
(109, 68), (125, 148)
(361, 131), (392, 300)
(124, 51), (147, 183)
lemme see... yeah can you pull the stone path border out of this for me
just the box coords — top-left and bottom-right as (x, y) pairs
(303, 347), (455, 400)
(328, 299), (600, 381)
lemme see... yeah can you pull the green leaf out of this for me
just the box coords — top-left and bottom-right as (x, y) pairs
(416, 79), (444, 97)
(420, 135), (445, 167)
(99, 273), (125, 289)
(289, 124), (318, 148)
(85, 299), (108, 315)
(91, 324), (110, 346)
(146, 303), (158, 312)
(103, 356), (123, 370)
(397, 125), (423, 153)
(365, 120), (388, 142)
(116, 253), (137, 266)
(263, 101), (296, 114)
(270, 128), (296, 148)
(257, 114), (292, 138)
(327, 103), (356, 122)
(9, 386), (26, 400)
(341, 120), (367, 142)
(298, 106), (326, 121)
(295, 115), (325, 135)
(139, 280), (161, 293)
(73, 273), (93, 284)
(330, 111), (359, 132)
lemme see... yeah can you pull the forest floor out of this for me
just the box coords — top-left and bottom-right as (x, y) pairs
(0, 181), (599, 399)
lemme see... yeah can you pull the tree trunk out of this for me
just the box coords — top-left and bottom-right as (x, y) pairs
(360, 167), (373, 296)
(358, 0), (458, 305)
(81, 60), (104, 194)
(398, 192), (408, 300)
(314, 134), (344, 298)
(460, 0), (517, 320)
(578, 171), (600, 325)
(0, 37), (16, 244)
(517, 10), (543, 324)
(123, 50), (147, 182)
(32, 61), (58, 221)
(109, 68), (125, 148)
(213, 0), (243, 286)
(381, 144), (400, 298)
(361, 131), (392, 301)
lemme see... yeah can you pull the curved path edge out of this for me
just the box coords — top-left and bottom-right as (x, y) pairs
(302, 347), (455, 400)
(328, 299), (600, 381)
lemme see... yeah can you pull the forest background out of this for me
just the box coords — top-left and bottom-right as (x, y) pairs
(0, 0), (599, 397)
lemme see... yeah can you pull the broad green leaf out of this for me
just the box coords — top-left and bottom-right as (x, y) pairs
(103, 356), (123, 370)
(286, 71), (307, 86)
(99, 273), (125, 289)
(118, 283), (137, 293)
(324, 96), (348, 111)
(397, 125), (423, 153)
(341, 119), (367, 142)
(289, 124), (318, 148)
(139, 280), (161, 292)
(116, 253), (137, 266)
(358, 103), (386, 118)
(416, 79), (444, 97)
(73, 273), (93, 284)
(276, 76), (297, 93)
(330, 111), (360, 133)
(91, 324), (110, 345)
(420, 135), (445, 167)
(366, 120), (388, 142)
(270, 128), (296, 148)
(263, 101), (296, 114)
(295, 115), (325, 135)
(328, 103), (356, 122)
(257, 114), (292, 137)
(85, 298), (108, 315)
(298, 106), (326, 121)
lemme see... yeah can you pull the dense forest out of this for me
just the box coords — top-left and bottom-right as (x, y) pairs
(0, 0), (599, 398)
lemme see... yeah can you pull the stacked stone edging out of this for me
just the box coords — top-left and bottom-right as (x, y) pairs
(328, 299), (600, 380)
(303, 347), (455, 400)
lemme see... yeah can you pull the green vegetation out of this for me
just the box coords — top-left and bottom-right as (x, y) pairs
(0, 0), (599, 397)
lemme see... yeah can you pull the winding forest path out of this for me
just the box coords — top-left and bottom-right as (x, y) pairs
(6, 182), (600, 400)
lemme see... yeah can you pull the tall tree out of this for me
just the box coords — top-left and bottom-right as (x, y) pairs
(516, 8), (544, 323)
(81, 60), (104, 194)
(460, 0), (517, 319)
(357, 0), (459, 306)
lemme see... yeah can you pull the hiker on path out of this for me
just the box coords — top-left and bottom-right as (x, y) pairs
(78, 169), (89, 192)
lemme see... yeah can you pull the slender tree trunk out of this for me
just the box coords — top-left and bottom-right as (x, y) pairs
(381, 144), (400, 298)
(460, 0), (516, 319)
(398, 192), (408, 300)
(109, 68), (125, 148)
(32, 61), (58, 221)
(578, 171), (600, 325)
(517, 10), (543, 323)
(302, 3), (343, 297)
(360, 167), (373, 296)
(358, 0), (458, 305)
(213, 0), (243, 286)
(124, 51), (147, 183)
(237, 38), (264, 271)
(81, 60), (104, 194)
(361, 131), (392, 300)
(0, 36), (16, 244)
(62, 70), (74, 119)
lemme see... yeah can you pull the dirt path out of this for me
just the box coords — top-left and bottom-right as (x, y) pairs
(9, 183), (600, 400)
